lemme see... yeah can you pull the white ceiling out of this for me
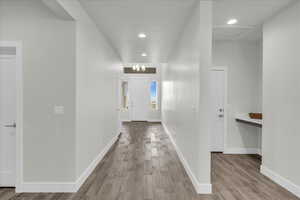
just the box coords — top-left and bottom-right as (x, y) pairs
(79, 0), (197, 63)
(79, 0), (295, 63)
(213, 0), (295, 41)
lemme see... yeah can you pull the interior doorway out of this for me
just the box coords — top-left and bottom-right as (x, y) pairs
(0, 46), (17, 187)
(0, 42), (22, 189)
(210, 67), (227, 152)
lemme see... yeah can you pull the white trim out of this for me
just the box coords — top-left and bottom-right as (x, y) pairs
(0, 55), (16, 59)
(210, 66), (228, 153)
(257, 148), (262, 156)
(17, 133), (120, 193)
(261, 165), (300, 198)
(162, 123), (212, 194)
(74, 133), (120, 191)
(0, 41), (23, 191)
(117, 79), (122, 135)
(147, 120), (161, 122)
(16, 182), (76, 193)
(224, 148), (261, 155)
(198, 184), (212, 194)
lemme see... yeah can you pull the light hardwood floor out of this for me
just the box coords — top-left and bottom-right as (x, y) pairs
(0, 122), (299, 200)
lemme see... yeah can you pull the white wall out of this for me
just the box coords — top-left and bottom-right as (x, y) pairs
(262, 1), (300, 197)
(213, 40), (262, 153)
(162, 1), (212, 192)
(0, 0), (76, 182)
(0, 0), (121, 186)
(120, 64), (162, 122)
(57, 0), (122, 178)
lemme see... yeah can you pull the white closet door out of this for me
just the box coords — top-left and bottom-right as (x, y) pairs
(210, 70), (225, 152)
(0, 55), (17, 187)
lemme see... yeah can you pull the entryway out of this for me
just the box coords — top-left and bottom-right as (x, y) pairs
(120, 68), (160, 122)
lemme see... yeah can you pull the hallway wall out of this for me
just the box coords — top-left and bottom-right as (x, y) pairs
(262, 1), (300, 197)
(57, 0), (122, 179)
(0, 0), (76, 182)
(0, 0), (122, 188)
(162, 1), (212, 193)
(213, 40), (262, 153)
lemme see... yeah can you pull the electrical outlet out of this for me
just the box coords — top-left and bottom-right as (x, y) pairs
(54, 105), (64, 115)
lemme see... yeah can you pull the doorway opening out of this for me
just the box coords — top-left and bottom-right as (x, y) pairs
(210, 67), (227, 153)
(119, 65), (161, 123)
(0, 41), (22, 191)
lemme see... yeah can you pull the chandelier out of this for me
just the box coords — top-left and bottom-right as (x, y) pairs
(132, 64), (146, 72)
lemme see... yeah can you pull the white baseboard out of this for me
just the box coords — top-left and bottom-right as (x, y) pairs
(0, 171), (14, 187)
(148, 120), (161, 122)
(224, 148), (261, 155)
(162, 123), (212, 194)
(261, 165), (300, 198)
(198, 184), (212, 194)
(75, 133), (120, 191)
(16, 182), (76, 193)
(17, 133), (120, 193)
(122, 120), (161, 122)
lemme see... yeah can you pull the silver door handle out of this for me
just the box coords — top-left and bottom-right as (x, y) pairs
(4, 122), (16, 128)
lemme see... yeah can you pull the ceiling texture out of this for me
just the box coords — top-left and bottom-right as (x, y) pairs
(79, 0), (295, 63)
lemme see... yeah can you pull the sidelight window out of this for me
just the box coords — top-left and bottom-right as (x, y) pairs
(150, 81), (158, 110)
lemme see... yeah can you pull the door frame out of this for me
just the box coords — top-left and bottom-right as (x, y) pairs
(118, 78), (130, 122)
(210, 66), (228, 152)
(0, 41), (23, 190)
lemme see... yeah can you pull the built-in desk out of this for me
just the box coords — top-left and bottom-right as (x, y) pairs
(235, 114), (262, 128)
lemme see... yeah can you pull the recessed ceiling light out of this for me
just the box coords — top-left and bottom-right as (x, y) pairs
(138, 33), (147, 38)
(141, 53), (147, 57)
(227, 18), (238, 25)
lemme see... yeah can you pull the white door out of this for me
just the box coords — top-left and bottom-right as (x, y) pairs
(0, 54), (16, 187)
(129, 78), (150, 121)
(210, 69), (226, 152)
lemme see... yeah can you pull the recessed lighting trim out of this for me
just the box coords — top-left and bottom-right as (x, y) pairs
(141, 53), (147, 57)
(138, 33), (147, 38)
(227, 18), (238, 25)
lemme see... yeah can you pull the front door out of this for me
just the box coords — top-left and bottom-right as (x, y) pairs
(0, 50), (17, 187)
(129, 78), (150, 121)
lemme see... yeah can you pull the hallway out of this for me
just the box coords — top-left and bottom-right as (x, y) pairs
(0, 122), (298, 200)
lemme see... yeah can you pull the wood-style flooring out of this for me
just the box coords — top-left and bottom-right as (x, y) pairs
(0, 122), (299, 200)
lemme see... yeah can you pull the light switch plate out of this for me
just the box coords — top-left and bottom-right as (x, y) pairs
(54, 105), (64, 115)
